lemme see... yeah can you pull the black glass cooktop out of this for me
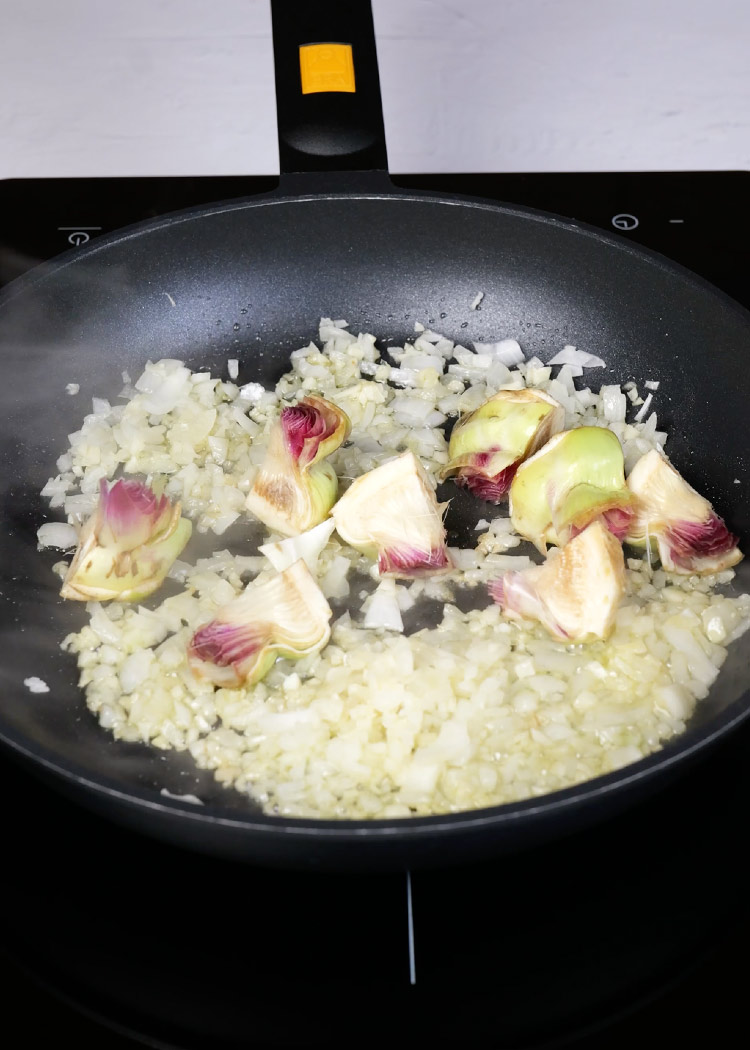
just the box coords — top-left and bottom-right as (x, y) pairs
(1, 171), (749, 1049)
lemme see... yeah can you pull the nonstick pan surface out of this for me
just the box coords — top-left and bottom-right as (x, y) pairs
(0, 2), (748, 869)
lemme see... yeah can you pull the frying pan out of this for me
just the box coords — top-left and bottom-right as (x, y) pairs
(1, 0), (748, 871)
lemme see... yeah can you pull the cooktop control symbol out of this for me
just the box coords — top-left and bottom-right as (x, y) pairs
(611, 213), (639, 231)
(57, 226), (102, 246)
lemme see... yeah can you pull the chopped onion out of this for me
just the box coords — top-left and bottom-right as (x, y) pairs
(160, 789), (204, 805)
(319, 554), (352, 599)
(394, 351), (445, 373)
(600, 385), (627, 422)
(395, 584), (416, 613)
(454, 349), (492, 369)
(634, 392), (653, 422)
(134, 361), (192, 416)
(548, 345), (606, 369)
(474, 339), (525, 366)
(364, 579), (404, 631)
(120, 649), (155, 693)
(259, 519), (336, 574)
(447, 547), (479, 570)
(391, 397), (438, 427)
(24, 677), (50, 694)
(37, 522), (78, 550)
(238, 381), (265, 402)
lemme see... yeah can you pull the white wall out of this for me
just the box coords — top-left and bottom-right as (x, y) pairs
(1, 0), (749, 178)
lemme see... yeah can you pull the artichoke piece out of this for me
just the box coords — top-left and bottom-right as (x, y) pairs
(60, 478), (191, 602)
(625, 449), (742, 575)
(440, 388), (564, 502)
(509, 427), (635, 553)
(332, 451), (452, 577)
(188, 559), (332, 688)
(490, 520), (626, 641)
(246, 396), (350, 536)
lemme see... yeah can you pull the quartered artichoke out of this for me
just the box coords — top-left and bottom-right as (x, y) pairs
(60, 478), (191, 602)
(246, 396), (350, 536)
(625, 449), (742, 575)
(332, 450), (452, 577)
(440, 388), (564, 502)
(188, 559), (332, 687)
(490, 520), (626, 641)
(509, 426), (635, 553)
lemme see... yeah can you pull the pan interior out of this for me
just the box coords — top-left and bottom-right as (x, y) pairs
(1, 192), (748, 821)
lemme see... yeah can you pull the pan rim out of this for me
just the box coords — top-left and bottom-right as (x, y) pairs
(2, 184), (750, 332)
(2, 184), (750, 839)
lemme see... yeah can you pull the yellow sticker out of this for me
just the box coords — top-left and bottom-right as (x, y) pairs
(299, 43), (356, 95)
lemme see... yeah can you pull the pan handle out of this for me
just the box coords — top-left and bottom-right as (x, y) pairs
(271, 0), (391, 190)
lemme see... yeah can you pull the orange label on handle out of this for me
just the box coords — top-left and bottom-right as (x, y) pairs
(299, 43), (356, 94)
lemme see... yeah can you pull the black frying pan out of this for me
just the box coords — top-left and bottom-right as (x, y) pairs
(1, 0), (748, 870)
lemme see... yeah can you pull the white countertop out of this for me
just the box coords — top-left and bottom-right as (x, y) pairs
(2, 0), (749, 179)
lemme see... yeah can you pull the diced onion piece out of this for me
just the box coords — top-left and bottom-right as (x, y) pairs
(548, 345), (606, 369)
(364, 579), (404, 632)
(239, 382), (265, 402)
(160, 789), (204, 805)
(37, 522), (79, 550)
(259, 519), (336, 574)
(24, 677), (50, 693)
(473, 340), (525, 367)
(600, 385), (627, 422)
(634, 392), (653, 422)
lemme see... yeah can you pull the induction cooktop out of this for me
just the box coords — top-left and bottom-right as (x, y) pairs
(1, 171), (749, 1049)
